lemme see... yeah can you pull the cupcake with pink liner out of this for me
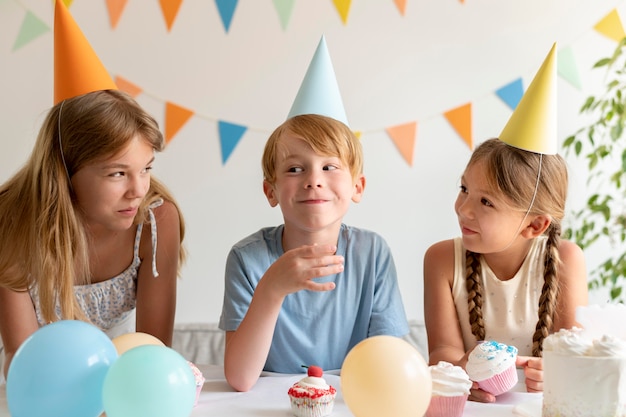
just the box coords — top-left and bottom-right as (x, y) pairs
(465, 340), (518, 396)
(187, 361), (205, 406)
(425, 361), (472, 417)
(287, 365), (336, 417)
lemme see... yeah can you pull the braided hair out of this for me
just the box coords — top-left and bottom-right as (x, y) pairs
(463, 139), (567, 357)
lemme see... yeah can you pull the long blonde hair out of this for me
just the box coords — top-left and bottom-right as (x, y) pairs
(464, 138), (568, 356)
(0, 89), (185, 323)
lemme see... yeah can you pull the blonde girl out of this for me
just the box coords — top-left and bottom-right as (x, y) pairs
(424, 138), (587, 402)
(0, 90), (185, 377)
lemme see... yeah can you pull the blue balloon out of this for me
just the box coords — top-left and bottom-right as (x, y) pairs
(103, 345), (196, 417)
(6, 320), (118, 417)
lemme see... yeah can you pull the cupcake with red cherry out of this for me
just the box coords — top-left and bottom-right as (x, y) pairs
(287, 365), (336, 417)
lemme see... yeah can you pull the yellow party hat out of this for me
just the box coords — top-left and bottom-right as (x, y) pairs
(499, 43), (557, 154)
(54, 0), (117, 104)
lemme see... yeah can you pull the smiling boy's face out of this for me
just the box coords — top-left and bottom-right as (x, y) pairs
(263, 134), (365, 235)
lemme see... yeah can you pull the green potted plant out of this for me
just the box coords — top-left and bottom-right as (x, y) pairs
(562, 37), (626, 302)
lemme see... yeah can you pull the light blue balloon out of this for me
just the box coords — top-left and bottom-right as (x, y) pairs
(6, 320), (118, 417)
(103, 345), (196, 417)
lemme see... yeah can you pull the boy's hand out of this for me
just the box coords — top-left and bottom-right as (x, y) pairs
(261, 244), (343, 298)
(516, 355), (543, 393)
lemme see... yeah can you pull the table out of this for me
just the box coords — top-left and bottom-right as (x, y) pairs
(0, 365), (542, 417)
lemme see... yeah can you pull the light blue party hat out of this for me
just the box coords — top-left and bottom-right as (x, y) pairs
(287, 36), (349, 126)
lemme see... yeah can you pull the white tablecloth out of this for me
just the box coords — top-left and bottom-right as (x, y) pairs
(0, 365), (543, 417)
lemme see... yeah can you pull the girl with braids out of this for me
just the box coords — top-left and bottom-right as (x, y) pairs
(423, 138), (587, 402)
(0, 1), (186, 379)
(424, 44), (588, 403)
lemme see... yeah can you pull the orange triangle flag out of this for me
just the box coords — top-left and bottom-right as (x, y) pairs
(54, 0), (117, 104)
(444, 103), (473, 150)
(386, 122), (417, 166)
(114, 76), (142, 98)
(106, 0), (128, 29)
(159, 0), (183, 32)
(594, 9), (626, 42)
(394, 0), (407, 16)
(165, 102), (194, 144)
(332, 0), (351, 25)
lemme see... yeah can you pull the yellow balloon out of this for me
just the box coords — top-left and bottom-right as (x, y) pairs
(341, 335), (432, 417)
(112, 332), (164, 355)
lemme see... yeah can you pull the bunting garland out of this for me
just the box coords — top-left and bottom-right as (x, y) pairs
(218, 121), (247, 163)
(272, 0), (296, 30)
(106, 0), (128, 29)
(159, 0), (183, 32)
(12, 10), (49, 51)
(386, 122), (417, 166)
(215, 0), (239, 33)
(6, 2), (626, 166)
(495, 79), (524, 111)
(444, 103), (473, 151)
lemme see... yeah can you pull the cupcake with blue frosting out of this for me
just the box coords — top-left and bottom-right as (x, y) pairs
(465, 341), (518, 396)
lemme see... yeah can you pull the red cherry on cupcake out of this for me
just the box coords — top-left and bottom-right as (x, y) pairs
(307, 365), (323, 378)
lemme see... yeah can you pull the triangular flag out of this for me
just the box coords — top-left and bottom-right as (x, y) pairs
(557, 45), (582, 90)
(215, 0), (239, 33)
(495, 78), (524, 111)
(386, 121), (417, 166)
(444, 103), (473, 150)
(218, 121), (247, 164)
(272, 0), (295, 30)
(499, 43), (557, 154)
(332, 0), (351, 25)
(164, 102), (194, 144)
(159, 0), (183, 32)
(594, 9), (625, 42)
(12, 11), (50, 51)
(114, 75), (142, 98)
(54, 0), (117, 104)
(106, 0), (128, 29)
(393, 0), (407, 16)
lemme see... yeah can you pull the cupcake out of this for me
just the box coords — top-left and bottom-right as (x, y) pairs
(465, 341), (518, 396)
(187, 361), (205, 406)
(425, 361), (472, 417)
(287, 365), (336, 417)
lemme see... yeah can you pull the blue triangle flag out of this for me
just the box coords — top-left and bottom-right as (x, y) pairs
(218, 120), (247, 164)
(495, 78), (524, 111)
(215, 0), (239, 32)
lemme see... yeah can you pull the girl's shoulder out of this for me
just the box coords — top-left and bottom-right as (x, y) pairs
(424, 238), (456, 261)
(150, 199), (181, 224)
(423, 239), (456, 282)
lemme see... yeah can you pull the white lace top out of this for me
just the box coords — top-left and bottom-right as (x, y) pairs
(29, 200), (162, 337)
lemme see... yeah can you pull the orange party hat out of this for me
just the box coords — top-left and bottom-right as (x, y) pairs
(54, 0), (117, 104)
(499, 43), (557, 154)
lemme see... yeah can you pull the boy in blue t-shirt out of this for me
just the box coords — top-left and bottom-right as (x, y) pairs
(218, 37), (409, 392)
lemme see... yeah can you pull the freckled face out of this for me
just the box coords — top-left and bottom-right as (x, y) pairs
(264, 135), (364, 234)
(454, 161), (527, 254)
(70, 135), (155, 233)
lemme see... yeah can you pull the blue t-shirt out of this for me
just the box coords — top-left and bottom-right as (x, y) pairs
(218, 224), (409, 373)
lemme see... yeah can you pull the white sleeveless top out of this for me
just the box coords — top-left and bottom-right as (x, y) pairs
(452, 235), (547, 356)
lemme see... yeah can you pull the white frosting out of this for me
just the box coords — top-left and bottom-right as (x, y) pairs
(291, 376), (330, 392)
(543, 328), (626, 417)
(542, 327), (592, 355)
(465, 341), (517, 382)
(429, 361), (471, 397)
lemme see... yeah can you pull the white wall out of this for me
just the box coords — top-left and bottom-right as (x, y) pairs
(0, 0), (623, 324)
